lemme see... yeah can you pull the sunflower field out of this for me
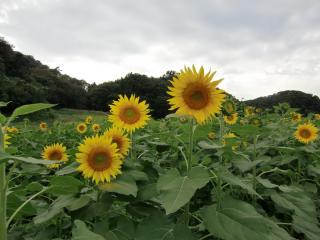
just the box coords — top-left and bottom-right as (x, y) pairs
(0, 66), (320, 240)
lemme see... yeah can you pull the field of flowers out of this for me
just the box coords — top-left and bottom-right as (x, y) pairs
(1, 66), (320, 240)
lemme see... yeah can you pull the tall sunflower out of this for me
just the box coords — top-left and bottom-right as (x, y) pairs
(103, 127), (130, 157)
(224, 113), (238, 125)
(77, 123), (87, 134)
(92, 123), (101, 133)
(85, 116), (93, 125)
(39, 122), (47, 131)
(108, 95), (150, 132)
(76, 135), (122, 184)
(167, 65), (225, 124)
(294, 123), (318, 144)
(42, 143), (68, 168)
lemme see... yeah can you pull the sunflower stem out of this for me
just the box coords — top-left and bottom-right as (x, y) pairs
(185, 118), (195, 226)
(0, 126), (7, 240)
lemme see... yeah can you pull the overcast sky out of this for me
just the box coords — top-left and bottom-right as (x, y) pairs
(1, 0), (320, 100)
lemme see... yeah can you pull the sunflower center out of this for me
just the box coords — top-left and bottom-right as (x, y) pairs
(183, 84), (209, 110)
(79, 125), (85, 131)
(120, 107), (140, 124)
(88, 149), (111, 171)
(227, 115), (233, 120)
(300, 129), (311, 139)
(49, 151), (63, 160)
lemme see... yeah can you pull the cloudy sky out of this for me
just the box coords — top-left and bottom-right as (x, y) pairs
(1, 0), (320, 100)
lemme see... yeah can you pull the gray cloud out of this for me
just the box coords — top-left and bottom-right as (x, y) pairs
(1, 0), (320, 99)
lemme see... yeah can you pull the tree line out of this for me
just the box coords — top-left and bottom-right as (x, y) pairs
(1, 37), (319, 118)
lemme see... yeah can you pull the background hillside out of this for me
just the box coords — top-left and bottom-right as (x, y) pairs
(1, 37), (320, 117)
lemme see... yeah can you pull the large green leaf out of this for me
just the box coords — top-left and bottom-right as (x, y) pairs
(10, 103), (56, 119)
(48, 176), (83, 195)
(201, 197), (292, 240)
(72, 220), (105, 240)
(218, 169), (261, 198)
(135, 213), (174, 240)
(0, 152), (58, 165)
(99, 175), (137, 197)
(157, 166), (210, 214)
(271, 190), (320, 240)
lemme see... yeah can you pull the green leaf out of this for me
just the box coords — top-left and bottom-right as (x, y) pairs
(99, 175), (137, 197)
(34, 195), (75, 224)
(0, 152), (59, 165)
(218, 169), (261, 198)
(67, 195), (91, 211)
(48, 176), (83, 195)
(136, 213), (174, 240)
(157, 166), (210, 214)
(26, 182), (43, 192)
(72, 220), (105, 240)
(173, 223), (194, 240)
(292, 214), (320, 240)
(198, 141), (222, 150)
(230, 125), (259, 136)
(0, 113), (6, 124)
(11, 103), (56, 119)
(256, 177), (278, 188)
(232, 159), (264, 172)
(127, 169), (149, 181)
(0, 101), (10, 107)
(201, 197), (292, 240)
(55, 162), (78, 175)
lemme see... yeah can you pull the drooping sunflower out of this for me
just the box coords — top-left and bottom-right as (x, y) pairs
(76, 135), (122, 184)
(224, 113), (238, 125)
(291, 112), (302, 122)
(314, 113), (320, 120)
(92, 123), (101, 133)
(108, 95), (150, 132)
(168, 65), (225, 124)
(77, 123), (87, 134)
(103, 127), (130, 157)
(85, 116), (93, 125)
(294, 123), (318, 144)
(39, 122), (47, 131)
(42, 143), (68, 168)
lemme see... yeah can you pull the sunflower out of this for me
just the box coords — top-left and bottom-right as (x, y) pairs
(39, 122), (47, 131)
(7, 127), (18, 134)
(108, 95), (150, 132)
(314, 113), (320, 120)
(224, 113), (238, 125)
(294, 123), (318, 144)
(244, 106), (255, 117)
(103, 127), (130, 157)
(4, 134), (10, 149)
(85, 116), (93, 125)
(207, 131), (215, 140)
(76, 135), (122, 184)
(42, 143), (68, 168)
(167, 65), (225, 124)
(291, 112), (302, 122)
(92, 124), (101, 133)
(77, 123), (87, 134)
(223, 100), (236, 114)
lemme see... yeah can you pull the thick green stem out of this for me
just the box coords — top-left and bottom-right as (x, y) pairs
(185, 118), (195, 226)
(0, 127), (7, 240)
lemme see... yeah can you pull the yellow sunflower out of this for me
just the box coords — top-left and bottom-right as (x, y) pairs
(103, 127), (130, 157)
(223, 100), (236, 114)
(294, 123), (318, 144)
(244, 106), (255, 117)
(291, 112), (302, 122)
(168, 65), (225, 124)
(77, 123), (87, 134)
(314, 113), (320, 120)
(85, 116), (93, 125)
(92, 123), (101, 133)
(39, 122), (47, 131)
(42, 143), (68, 168)
(108, 95), (150, 132)
(76, 135), (122, 184)
(4, 134), (10, 149)
(224, 113), (238, 125)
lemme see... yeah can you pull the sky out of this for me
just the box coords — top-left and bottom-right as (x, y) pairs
(1, 0), (320, 100)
